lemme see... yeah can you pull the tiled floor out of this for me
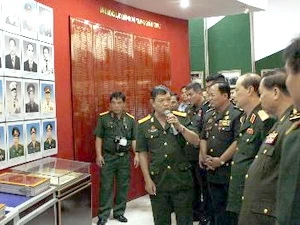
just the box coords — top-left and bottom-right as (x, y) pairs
(92, 195), (199, 225)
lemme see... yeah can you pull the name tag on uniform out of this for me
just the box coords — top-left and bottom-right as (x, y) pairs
(265, 131), (278, 145)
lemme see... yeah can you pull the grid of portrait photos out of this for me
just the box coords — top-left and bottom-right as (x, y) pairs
(0, 0), (57, 170)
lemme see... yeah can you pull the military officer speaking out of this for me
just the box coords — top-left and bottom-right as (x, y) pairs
(137, 85), (199, 225)
(226, 74), (275, 225)
(95, 91), (139, 225)
(276, 36), (300, 225)
(200, 82), (242, 225)
(239, 69), (294, 225)
(9, 127), (24, 159)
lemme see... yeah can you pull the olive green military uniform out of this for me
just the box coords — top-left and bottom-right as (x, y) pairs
(201, 103), (242, 225)
(44, 139), (56, 150)
(9, 144), (24, 159)
(137, 111), (194, 225)
(276, 109), (300, 225)
(239, 106), (294, 225)
(27, 141), (41, 154)
(227, 104), (275, 224)
(0, 149), (5, 161)
(94, 111), (136, 220)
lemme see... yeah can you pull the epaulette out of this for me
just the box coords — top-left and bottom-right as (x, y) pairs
(285, 120), (300, 135)
(233, 105), (243, 112)
(172, 111), (187, 117)
(138, 115), (151, 124)
(126, 112), (134, 119)
(258, 110), (270, 122)
(99, 111), (109, 116)
(290, 108), (300, 121)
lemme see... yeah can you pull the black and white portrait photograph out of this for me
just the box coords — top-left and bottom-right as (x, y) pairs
(24, 80), (40, 120)
(22, 38), (38, 78)
(40, 81), (56, 118)
(0, 31), (3, 74)
(39, 44), (54, 80)
(4, 32), (22, 76)
(0, 78), (5, 122)
(0, 124), (7, 170)
(6, 122), (25, 166)
(37, 3), (53, 44)
(42, 119), (57, 157)
(25, 120), (42, 161)
(2, 0), (21, 35)
(21, 0), (37, 39)
(5, 77), (24, 121)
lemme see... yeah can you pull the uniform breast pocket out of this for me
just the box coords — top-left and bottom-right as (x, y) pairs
(219, 126), (233, 139)
(145, 130), (161, 149)
(240, 134), (257, 157)
(260, 147), (276, 175)
(104, 124), (114, 135)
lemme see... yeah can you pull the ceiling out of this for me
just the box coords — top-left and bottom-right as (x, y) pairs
(114, 0), (268, 20)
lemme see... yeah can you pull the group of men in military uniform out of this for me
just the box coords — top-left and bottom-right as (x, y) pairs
(94, 37), (300, 225)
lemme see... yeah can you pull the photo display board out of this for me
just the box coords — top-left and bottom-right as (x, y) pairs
(0, 0), (56, 170)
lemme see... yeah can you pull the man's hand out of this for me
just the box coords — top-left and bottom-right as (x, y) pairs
(199, 152), (206, 169)
(133, 153), (140, 168)
(145, 179), (157, 195)
(96, 155), (105, 168)
(205, 156), (223, 170)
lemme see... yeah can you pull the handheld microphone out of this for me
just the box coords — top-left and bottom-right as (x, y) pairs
(164, 110), (179, 135)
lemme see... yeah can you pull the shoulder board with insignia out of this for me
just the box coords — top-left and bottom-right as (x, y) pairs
(250, 114), (256, 124)
(289, 109), (300, 121)
(126, 112), (135, 119)
(138, 115), (151, 124)
(285, 121), (300, 135)
(206, 108), (213, 113)
(99, 111), (109, 116)
(172, 111), (187, 117)
(233, 105), (243, 112)
(258, 110), (270, 121)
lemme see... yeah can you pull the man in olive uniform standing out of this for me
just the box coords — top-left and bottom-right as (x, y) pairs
(0, 148), (5, 161)
(137, 85), (199, 225)
(27, 126), (40, 154)
(276, 36), (300, 225)
(200, 82), (242, 225)
(226, 74), (275, 225)
(185, 82), (211, 224)
(95, 92), (139, 225)
(9, 127), (24, 159)
(239, 70), (294, 225)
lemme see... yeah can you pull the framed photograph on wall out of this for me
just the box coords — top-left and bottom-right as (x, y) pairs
(1, 0), (21, 35)
(24, 79), (40, 120)
(22, 38), (39, 78)
(37, 3), (53, 44)
(39, 43), (54, 80)
(190, 71), (204, 88)
(25, 120), (42, 162)
(20, 0), (38, 39)
(0, 31), (3, 75)
(0, 78), (5, 122)
(42, 118), (57, 157)
(40, 81), (56, 118)
(0, 124), (7, 170)
(218, 69), (241, 88)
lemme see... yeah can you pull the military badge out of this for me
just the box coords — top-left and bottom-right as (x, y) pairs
(250, 114), (256, 124)
(148, 125), (158, 133)
(224, 115), (230, 120)
(198, 109), (202, 116)
(246, 128), (254, 135)
(265, 131), (278, 145)
(219, 120), (230, 127)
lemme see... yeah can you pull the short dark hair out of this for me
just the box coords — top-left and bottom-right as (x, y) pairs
(180, 85), (186, 91)
(43, 46), (49, 53)
(170, 92), (179, 101)
(206, 73), (226, 83)
(185, 82), (202, 92)
(9, 38), (16, 46)
(240, 73), (261, 94)
(261, 69), (290, 96)
(12, 127), (20, 136)
(27, 43), (34, 51)
(213, 82), (231, 99)
(110, 91), (126, 102)
(151, 85), (170, 99)
(284, 36), (300, 75)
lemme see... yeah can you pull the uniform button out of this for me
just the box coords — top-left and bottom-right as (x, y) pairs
(242, 196), (244, 200)
(226, 163), (229, 166)
(264, 209), (268, 214)
(210, 149), (214, 153)
(255, 155), (258, 159)
(215, 123), (218, 126)
(230, 176), (233, 180)
(231, 161), (234, 165)
(239, 133), (242, 137)
(186, 142), (189, 145)
(245, 174), (249, 179)
(222, 128), (225, 130)
(167, 166), (171, 169)
(246, 138), (250, 142)
(163, 131), (167, 134)
(236, 147), (239, 151)
(151, 171), (154, 175)
(191, 122), (193, 125)
(164, 142), (167, 146)
(164, 154), (168, 158)
(212, 136), (215, 139)
(263, 149), (267, 154)
(151, 135), (154, 139)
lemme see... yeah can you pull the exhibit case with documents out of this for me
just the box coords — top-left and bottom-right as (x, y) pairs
(12, 157), (92, 225)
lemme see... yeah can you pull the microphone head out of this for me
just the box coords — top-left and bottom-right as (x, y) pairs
(164, 110), (171, 116)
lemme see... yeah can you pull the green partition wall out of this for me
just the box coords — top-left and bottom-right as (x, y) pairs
(255, 50), (285, 75)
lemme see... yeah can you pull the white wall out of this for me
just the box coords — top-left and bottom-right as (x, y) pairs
(253, 0), (300, 61)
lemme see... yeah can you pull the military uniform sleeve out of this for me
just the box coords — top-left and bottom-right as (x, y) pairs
(232, 111), (242, 140)
(136, 123), (147, 152)
(94, 115), (104, 138)
(200, 113), (209, 140)
(262, 116), (276, 137)
(131, 119), (137, 141)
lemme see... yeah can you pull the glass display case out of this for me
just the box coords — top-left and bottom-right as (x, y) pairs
(12, 157), (90, 187)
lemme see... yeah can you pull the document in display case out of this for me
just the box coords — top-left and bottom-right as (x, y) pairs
(0, 172), (50, 196)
